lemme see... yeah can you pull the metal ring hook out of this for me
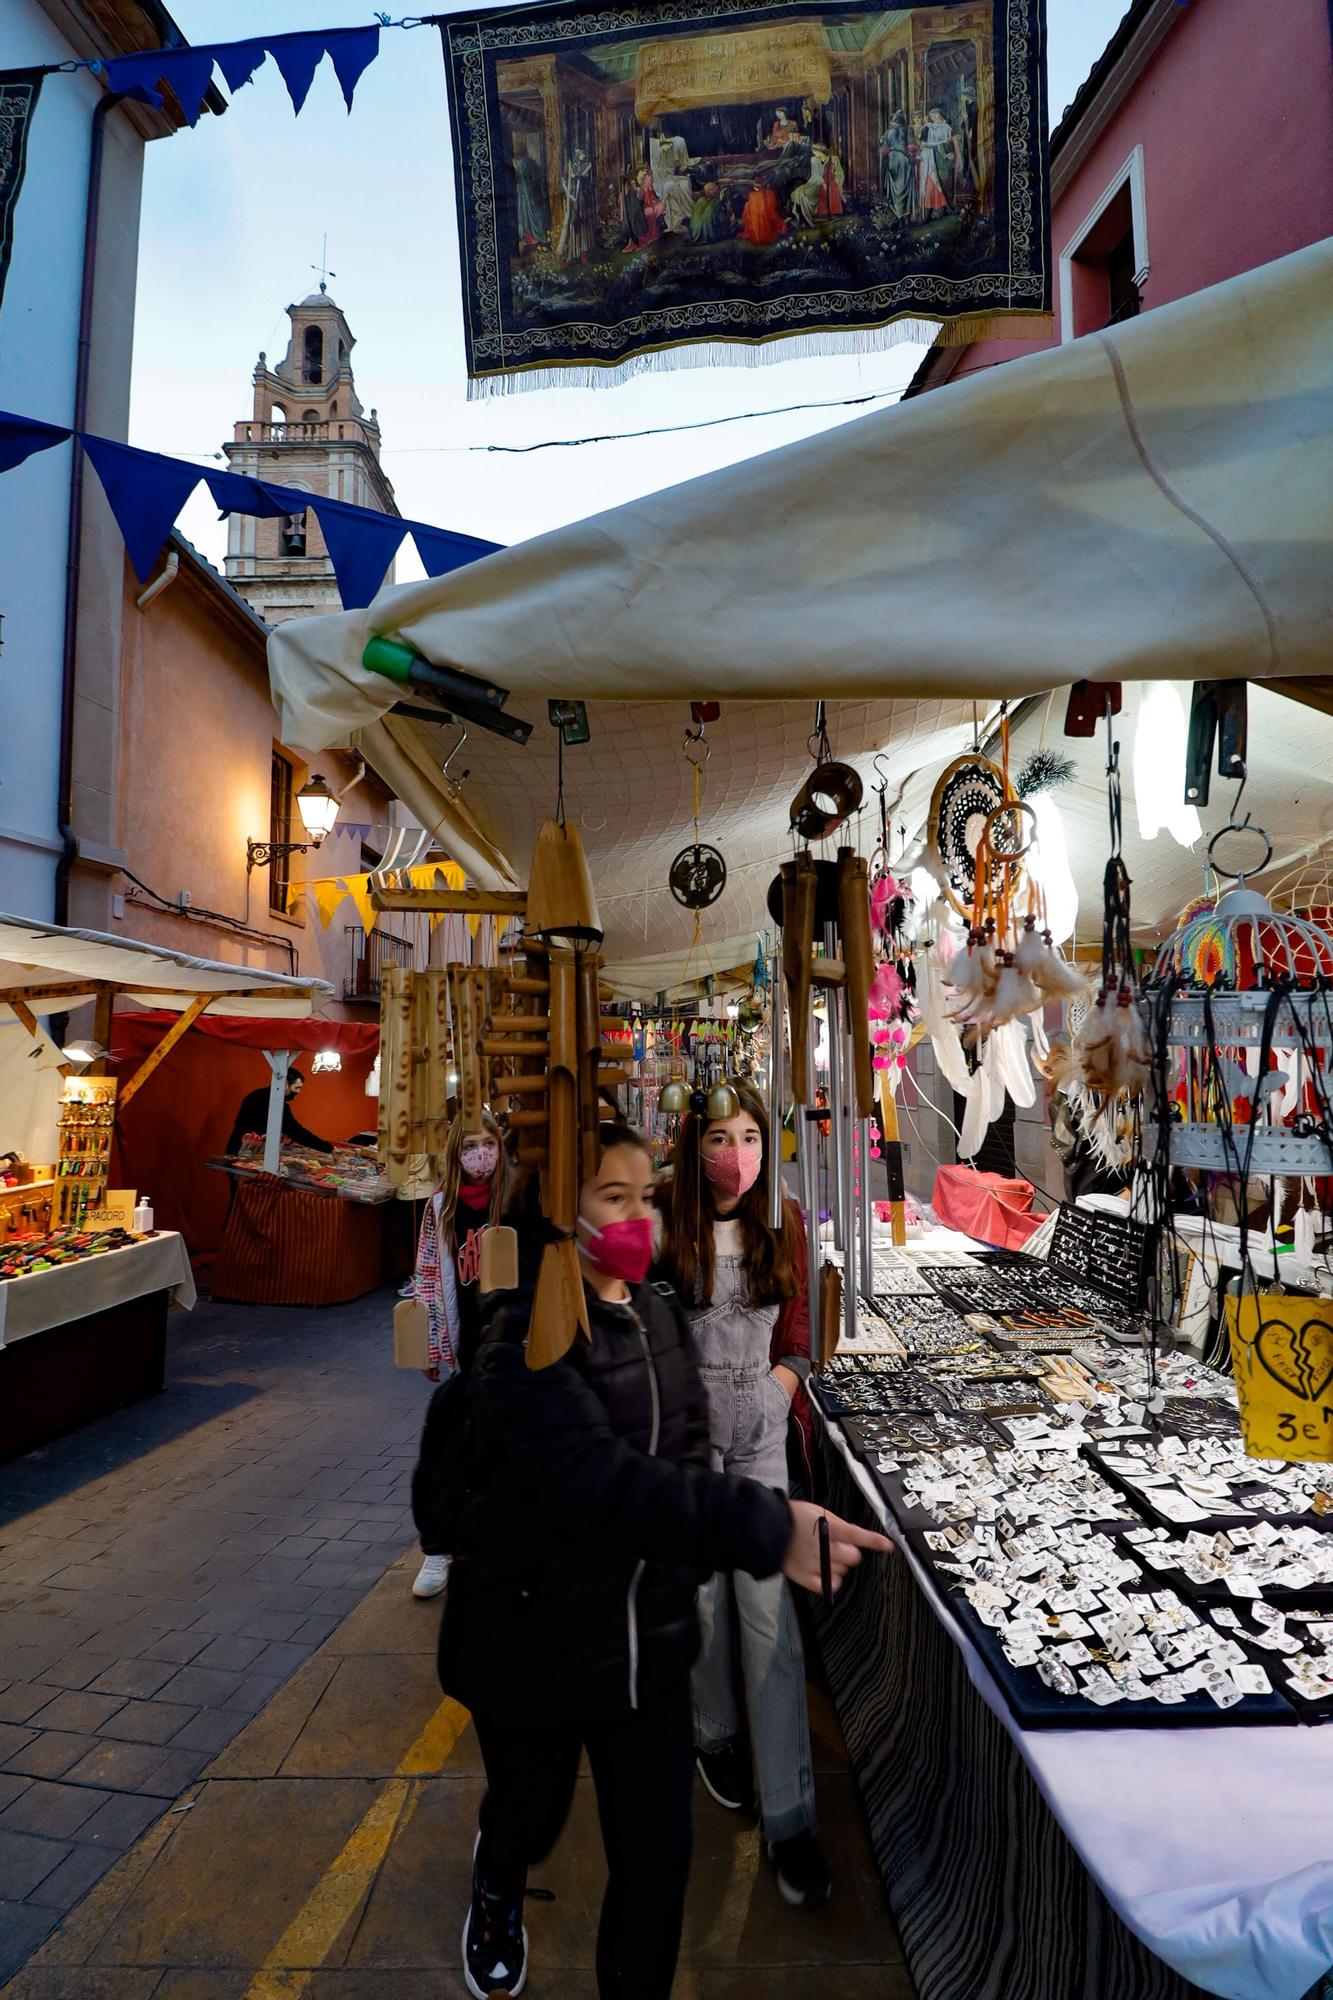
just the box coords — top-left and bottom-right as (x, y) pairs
(683, 726), (710, 767)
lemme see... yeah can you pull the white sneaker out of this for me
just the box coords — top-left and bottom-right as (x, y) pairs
(412, 1554), (450, 1598)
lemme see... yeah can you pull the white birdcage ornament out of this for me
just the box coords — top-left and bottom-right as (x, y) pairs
(1142, 813), (1333, 1176)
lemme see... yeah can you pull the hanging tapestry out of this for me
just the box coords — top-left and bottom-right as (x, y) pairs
(441, 0), (1049, 392)
(0, 71), (41, 318)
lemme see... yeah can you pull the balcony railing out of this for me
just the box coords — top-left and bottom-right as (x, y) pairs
(233, 418), (379, 447)
(344, 926), (414, 1003)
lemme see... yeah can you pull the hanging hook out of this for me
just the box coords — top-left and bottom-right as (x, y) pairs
(440, 726), (468, 782)
(872, 751), (892, 793)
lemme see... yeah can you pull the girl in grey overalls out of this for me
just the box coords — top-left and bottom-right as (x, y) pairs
(656, 1080), (830, 1907)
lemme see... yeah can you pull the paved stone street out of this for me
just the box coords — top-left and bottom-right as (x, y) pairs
(0, 1288), (911, 1997)
(0, 1289), (425, 1978)
(2, 1553), (911, 1998)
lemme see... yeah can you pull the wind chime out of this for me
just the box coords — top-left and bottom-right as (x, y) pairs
(482, 816), (632, 1367)
(772, 707), (877, 1363)
(659, 714), (740, 1127)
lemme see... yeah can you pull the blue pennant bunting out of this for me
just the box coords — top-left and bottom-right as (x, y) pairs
(102, 25), (381, 125)
(0, 408), (499, 611)
(0, 410), (71, 475)
(203, 466), (308, 520)
(103, 46), (215, 126)
(264, 32), (326, 116)
(213, 38), (267, 94)
(411, 523), (499, 580)
(323, 27), (380, 112)
(310, 495), (406, 610)
(81, 436), (203, 581)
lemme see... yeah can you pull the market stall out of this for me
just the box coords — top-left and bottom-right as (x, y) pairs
(0, 914), (329, 1455)
(107, 1009), (397, 1306)
(807, 1210), (1333, 2000)
(250, 233), (1333, 2000)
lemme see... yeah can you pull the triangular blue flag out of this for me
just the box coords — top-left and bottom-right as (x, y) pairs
(104, 46), (214, 123)
(325, 26), (380, 111)
(411, 522), (500, 578)
(101, 51), (167, 108)
(214, 38), (267, 94)
(310, 496), (406, 609)
(204, 466), (303, 519)
(0, 410), (71, 475)
(81, 436), (202, 582)
(156, 47), (215, 126)
(264, 31), (326, 115)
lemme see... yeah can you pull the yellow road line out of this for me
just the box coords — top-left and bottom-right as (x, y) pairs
(242, 1697), (473, 1999)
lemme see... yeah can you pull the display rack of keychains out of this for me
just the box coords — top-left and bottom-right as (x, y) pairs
(817, 1205), (1333, 1727)
(55, 1077), (118, 1228)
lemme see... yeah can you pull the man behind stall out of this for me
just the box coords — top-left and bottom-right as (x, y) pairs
(225, 1066), (333, 1158)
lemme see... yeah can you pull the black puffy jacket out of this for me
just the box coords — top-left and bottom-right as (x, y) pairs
(437, 1275), (791, 1722)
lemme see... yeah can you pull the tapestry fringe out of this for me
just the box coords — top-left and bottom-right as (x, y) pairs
(466, 313), (1052, 398)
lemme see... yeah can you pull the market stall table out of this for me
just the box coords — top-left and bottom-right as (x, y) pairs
(808, 1215), (1333, 2000)
(0, 1230), (195, 1459)
(206, 1145), (394, 1308)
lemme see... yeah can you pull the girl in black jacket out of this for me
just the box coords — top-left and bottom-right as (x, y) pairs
(439, 1123), (888, 2000)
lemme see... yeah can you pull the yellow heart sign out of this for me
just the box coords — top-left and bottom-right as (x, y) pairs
(1228, 1293), (1333, 1462)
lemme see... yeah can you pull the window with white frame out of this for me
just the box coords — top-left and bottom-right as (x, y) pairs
(1059, 144), (1148, 342)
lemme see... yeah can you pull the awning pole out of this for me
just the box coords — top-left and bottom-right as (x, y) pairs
(262, 1050), (291, 1175)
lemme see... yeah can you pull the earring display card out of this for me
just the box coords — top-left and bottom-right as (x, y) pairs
(1208, 1603), (1333, 1717)
(1123, 1524), (1333, 1608)
(1047, 1203), (1152, 1313)
(1087, 1437), (1333, 1535)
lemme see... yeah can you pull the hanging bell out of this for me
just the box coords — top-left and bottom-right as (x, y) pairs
(658, 1080), (691, 1114)
(705, 1082), (740, 1121)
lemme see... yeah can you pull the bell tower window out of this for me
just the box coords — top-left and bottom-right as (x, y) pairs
(302, 325), (323, 383)
(281, 511), (308, 556)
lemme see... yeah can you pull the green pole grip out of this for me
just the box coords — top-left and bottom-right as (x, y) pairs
(362, 635), (421, 685)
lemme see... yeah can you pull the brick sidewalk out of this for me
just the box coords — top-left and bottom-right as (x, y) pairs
(0, 1287), (427, 1978)
(2, 1551), (913, 1999)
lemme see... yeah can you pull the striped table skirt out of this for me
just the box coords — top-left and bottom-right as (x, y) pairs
(811, 1429), (1333, 2000)
(211, 1174), (384, 1308)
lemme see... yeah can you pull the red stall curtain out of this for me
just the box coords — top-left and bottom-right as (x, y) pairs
(109, 1014), (379, 1261)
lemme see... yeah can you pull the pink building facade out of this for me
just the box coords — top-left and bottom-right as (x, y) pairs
(909, 0), (1333, 396)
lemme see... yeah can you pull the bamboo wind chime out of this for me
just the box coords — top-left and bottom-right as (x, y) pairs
(489, 818), (629, 1368)
(376, 818), (625, 1371)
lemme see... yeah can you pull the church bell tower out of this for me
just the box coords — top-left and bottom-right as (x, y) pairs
(223, 285), (398, 626)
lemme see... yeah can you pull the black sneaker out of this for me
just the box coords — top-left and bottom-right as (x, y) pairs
(768, 1828), (832, 1908)
(462, 1849), (528, 1998)
(695, 1741), (756, 1815)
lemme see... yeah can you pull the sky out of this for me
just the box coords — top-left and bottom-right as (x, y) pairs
(130, 0), (1132, 572)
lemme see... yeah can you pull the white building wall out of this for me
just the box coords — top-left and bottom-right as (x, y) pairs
(0, 5), (151, 924)
(0, 4), (101, 917)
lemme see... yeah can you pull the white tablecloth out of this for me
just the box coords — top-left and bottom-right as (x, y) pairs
(0, 1232), (196, 1347)
(822, 1418), (1333, 2000)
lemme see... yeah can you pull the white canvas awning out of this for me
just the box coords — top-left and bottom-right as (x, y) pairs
(269, 237), (1333, 752)
(0, 915), (331, 1021)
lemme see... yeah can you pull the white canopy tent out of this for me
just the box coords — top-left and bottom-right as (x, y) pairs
(265, 237), (1333, 990)
(0, 914), (332, 1171)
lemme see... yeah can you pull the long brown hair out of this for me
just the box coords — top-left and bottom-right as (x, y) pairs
(658, 1078), (799, 1307)
(437, 1108), (505, 1246)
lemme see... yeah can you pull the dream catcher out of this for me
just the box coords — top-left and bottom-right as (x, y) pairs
(942, 719), (1086, 1040)
(925, 751), (1017, 921)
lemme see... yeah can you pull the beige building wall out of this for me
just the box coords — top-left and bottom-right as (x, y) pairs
(113, 538), (398, 1014)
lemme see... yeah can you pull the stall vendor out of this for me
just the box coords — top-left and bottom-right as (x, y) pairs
(225, 1067), (334, 1157)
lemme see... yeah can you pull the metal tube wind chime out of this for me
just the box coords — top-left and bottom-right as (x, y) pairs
(767, 720), (878, 1367)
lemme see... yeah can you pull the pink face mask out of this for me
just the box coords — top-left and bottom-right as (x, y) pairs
(460, 1143), (499, 1181)
(703, 1144), (762, 1202)
(578, 1215), (654, 1285)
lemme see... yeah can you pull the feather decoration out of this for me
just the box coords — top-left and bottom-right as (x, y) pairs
(1016, 750), (1076, 799)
